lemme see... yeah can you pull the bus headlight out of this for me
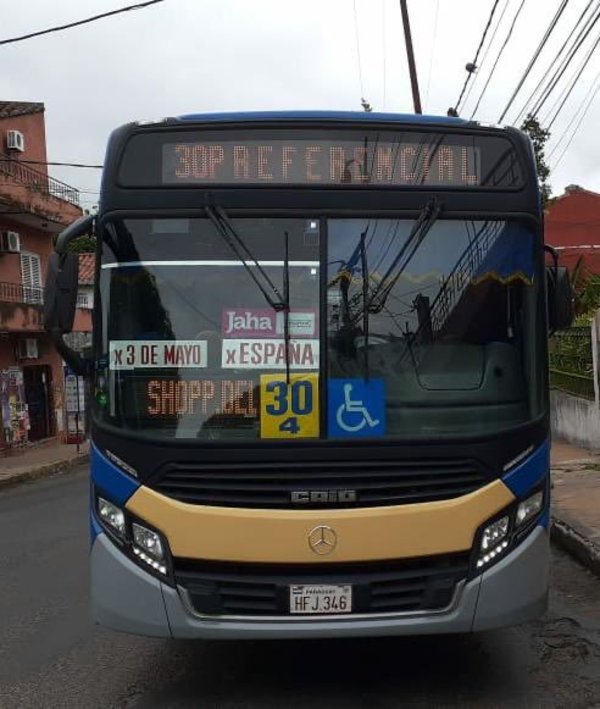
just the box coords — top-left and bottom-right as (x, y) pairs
(94, 491), (172, 581)
(473, 483), (547, 574)
(476, 516), (510, 569)
(516, 491), (544, 527)
(98, 497), (126, 537)
(132, 522), (167, 575)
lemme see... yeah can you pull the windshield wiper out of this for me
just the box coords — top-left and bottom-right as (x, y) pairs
(359, 229), (370, 380)
(366, 198), (442, 314)
(283, 230), (291, 383)
(206, 205), (287, 312)
(206, 205), (292, 380)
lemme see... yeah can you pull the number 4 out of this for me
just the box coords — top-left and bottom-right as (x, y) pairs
(279, 416), (300, 434)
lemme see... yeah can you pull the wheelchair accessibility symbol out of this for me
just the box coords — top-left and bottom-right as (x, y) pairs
(328, 379), (385, 438)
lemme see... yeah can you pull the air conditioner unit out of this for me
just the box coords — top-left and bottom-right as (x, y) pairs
(6, 130), (25, 152)
(1, 231), (21, 253)
(17, 338), (38, 359)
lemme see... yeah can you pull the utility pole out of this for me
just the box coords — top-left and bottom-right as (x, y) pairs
(399, 0), (422, 114)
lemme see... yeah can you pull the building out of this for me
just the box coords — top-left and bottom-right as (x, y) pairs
(545, 185), (600, 278)
(0, 101), (83, 451)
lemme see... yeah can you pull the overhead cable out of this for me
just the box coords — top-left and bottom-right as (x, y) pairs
(470, 0), (529, 119)
(353, 0), (366, 103)
(546, 30), (600, 128)
(0, 158), (103, 168)
(513, 0), (596, 124)
(448, 0), (502, 116)
(461, 0), (511, 113)
(531, 6), (600, 118)
(550, 69), (600, 165)
(498, 0), (571, 123)
(0, 0), (168, 47)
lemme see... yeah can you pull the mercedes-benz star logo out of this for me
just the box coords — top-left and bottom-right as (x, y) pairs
(308, 525), (337, 555)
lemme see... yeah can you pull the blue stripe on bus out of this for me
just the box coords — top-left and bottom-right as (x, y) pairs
(175, 110), (471, 126)
(91, 443), (140, 506)
(537, 509), (550, 529)
(90, 509), (103, 544)
(502, 441), (550, 499)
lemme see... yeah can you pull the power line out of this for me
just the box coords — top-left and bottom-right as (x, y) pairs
(352, 0), (366, 103)
(546, 28), (600, 129)
(382, 0), (388, 108)
(531, 5), (600, 118)
(424, 0), (440, 111)
(553, 80), (600, 168)
(550, 69), (600, 166)
(448, 0), (503, 116)
(513, 0), (596, 124)
(498, 0), (571, 123)
(0, 158), (103, 168)
(461, 0), (511, 114)
(0, 0), (168, 47)
(470, 0), (529, 119)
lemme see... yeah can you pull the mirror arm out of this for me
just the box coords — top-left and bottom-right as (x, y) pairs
(48, 329), (93, 377)
(55, 215), (95, 253)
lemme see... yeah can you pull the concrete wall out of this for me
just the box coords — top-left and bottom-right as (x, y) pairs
(551, 390), (600, 451)
(550, 311), (600, 451)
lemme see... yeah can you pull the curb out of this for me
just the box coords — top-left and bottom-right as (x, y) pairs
(551, 515), (600, 578)
(0, 453), (89, 492)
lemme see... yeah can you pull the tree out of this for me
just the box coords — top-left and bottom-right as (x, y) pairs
(520, 113), (552, 207)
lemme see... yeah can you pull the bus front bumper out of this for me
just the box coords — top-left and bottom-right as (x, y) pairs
(90, 526), (549, 639)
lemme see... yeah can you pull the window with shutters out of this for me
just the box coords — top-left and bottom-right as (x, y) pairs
(20, 253), (43, 304)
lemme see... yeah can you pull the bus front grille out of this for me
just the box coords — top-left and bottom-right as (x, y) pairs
(174, 553), (470, 617)
(150, 458), (488, 508)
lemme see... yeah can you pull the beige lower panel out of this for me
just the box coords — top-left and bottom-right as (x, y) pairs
(126, 480), (515, 563)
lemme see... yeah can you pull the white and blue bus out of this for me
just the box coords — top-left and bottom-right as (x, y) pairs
(45, 111), (572, 638)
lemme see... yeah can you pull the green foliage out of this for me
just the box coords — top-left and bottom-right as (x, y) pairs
(576, 274), (600, 322)
(520, 113), (551, 207)
(66, 235), (96, 253)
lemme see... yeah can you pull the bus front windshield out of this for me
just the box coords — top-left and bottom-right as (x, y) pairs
(96, 216), (543, 441)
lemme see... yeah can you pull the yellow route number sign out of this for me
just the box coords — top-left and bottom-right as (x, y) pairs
(260, 373), (319, 439)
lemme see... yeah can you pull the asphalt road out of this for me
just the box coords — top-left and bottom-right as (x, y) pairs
(1, 464), (600, 709)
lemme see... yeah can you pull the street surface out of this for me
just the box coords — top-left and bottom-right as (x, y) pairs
(1, 465), (600, 708)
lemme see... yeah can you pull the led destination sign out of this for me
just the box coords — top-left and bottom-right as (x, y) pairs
(162, 139), (480, 187)
(147, 378), (256, 417)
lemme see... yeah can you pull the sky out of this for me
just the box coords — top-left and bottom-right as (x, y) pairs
(1, 0), (599, 211)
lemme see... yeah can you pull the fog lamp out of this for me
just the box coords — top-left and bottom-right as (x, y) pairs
(516, 491), (544, 527)
(98, 497), (125, 537)
(132, 522), (167, 574)
(477, 515), (510, 569)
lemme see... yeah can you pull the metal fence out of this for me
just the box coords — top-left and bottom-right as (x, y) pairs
(0, 152), (80, 207)
(548, 326), (595, 400)
(0, 281), (44, 305)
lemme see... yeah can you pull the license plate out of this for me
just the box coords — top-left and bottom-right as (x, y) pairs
(289, 584), (352, 614)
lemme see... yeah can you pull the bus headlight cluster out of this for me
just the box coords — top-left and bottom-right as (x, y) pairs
(475, 489), (546, 572)
(95, 494), (170, 579)
(477, 516), (510, 569)
(98, 497), (126, 537)
(132, 522), (167, 575)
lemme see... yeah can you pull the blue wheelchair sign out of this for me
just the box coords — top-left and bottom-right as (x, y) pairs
(328, 379), (385, 438)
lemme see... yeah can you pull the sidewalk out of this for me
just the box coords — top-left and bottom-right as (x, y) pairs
(551, 439), (600, 576)
(0, 440), (89, 490)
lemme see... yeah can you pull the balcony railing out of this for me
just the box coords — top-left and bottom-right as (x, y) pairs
(0, 281), (44, 305)
(0, 153), (80, 207)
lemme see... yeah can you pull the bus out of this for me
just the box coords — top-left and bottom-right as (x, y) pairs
(45, 111), (572, 638)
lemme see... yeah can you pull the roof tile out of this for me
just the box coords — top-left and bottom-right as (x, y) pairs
(78, 253), (95, 284)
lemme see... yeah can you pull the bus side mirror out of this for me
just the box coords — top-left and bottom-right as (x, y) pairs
(44, 214), (95, 377)
(546, 265), (573, 333)
(44, 252), (79, 334)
